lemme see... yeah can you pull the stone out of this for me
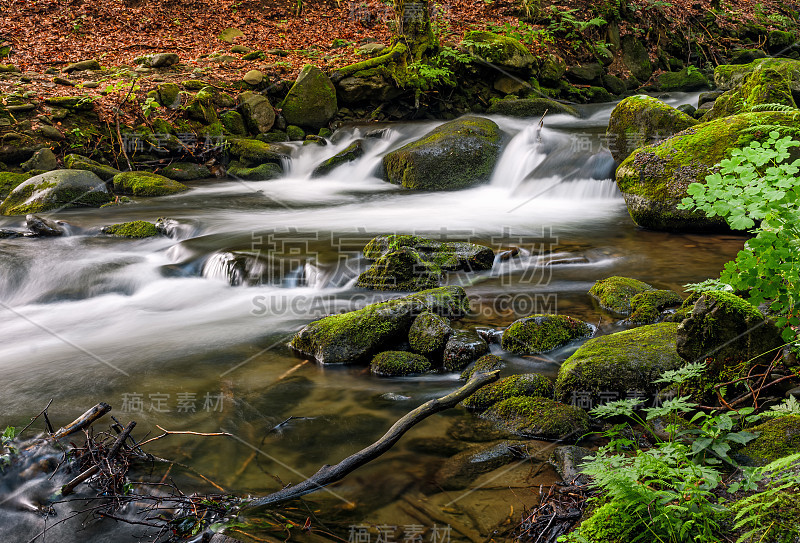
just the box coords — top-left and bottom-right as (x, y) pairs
(461, 31), (535, 71)
(160, 162), (211, 181)
(135, 53), (180, 68)
(357, 43), (387, 55)
(370, 351), (432, 376)
(383, 116), (502, 190)
(36, 125), (65, 141)
(286, 125), (305, 141)
(714, 58), (800, 91)
(280, 64), (338, 130)
(185, 86), (218, 123)
(621, 36), (652, 82)
(64, 154), (121, 181)
(602, 74), (627, 95)
(243, 69), (264, 86)
(737, 416), (800, 466)
(493, 75), (527, 95)
(63, 59), (101, 73)
(237, 91), (275, 134)
(356, 247), (442, 291)
(311, 139), (364, 177)
(443, 330), (489, 371)
(225, 138), (290, 166)
(0, 170), (112, 215)
(154, 83), (181, 108)
(486, 97), (578, 118)
(21, 148), (58, 172)
(363, 234), (495, 271)
(549, 445), (595, 484)
(703, 64), (797, 120)
(219, 27), (245, 43)
(112, 171), (189, 197)
(336, 73), (402, 104)
(482, 397), (589, 441)
(729, 49), (767, 65)
(657, 67), (710, 92)
(565, 63), (605, 85)
(226, 161), (283, 181)
(26, 214), (65, 236)
(462, 373), (554, 411)
(101, 220), (159, 238)
(461, 354), (505, 381)
(221, 111), (248, 136)
(501, 314), (592, 355)
(408, 311), (453, 356)
(0, 172), (31, 199)
(588, 276), (655, 315)
(434, 441), (527, 490)
(627, 289), (683, 324)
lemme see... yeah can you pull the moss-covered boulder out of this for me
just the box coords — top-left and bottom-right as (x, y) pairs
(153, 82), (181, 108)
(460, 353), (505, 380)
(370, 350), (432, 376)
(184, 86), (218, 124)
(356, 247), (442, 291)
(101, 220), (159, 238)
(363, 234), (494, 272)
(221, 111), (248, 136)
(227, 161), (283, 180)
(606, 95), (697, 163)
(225, 137), (290, 166)
(288, 286), (469, 364)
(501, 314), (592, 355)
(627, 289), (683, 324)
(64, 154), (121, 181)
(160, 162), (211, 181)
(461, 31), (535, 71)
(714, 58), (800, 91)
(615, 111), (800, 231)
(408, 311), (453, 356)
(112, 172), (189, 197)
(485, 97), (579, 118)
(238, 91), (275, 134)
(311, 139), (364, 177)
(382, 116), (502, 191)
(443, 330), (489, 371)
(621, 36), (652, 83)
(462, 373), (554, 411)
(676, 291), (783, 366)
(589, 276), (655, 315)
(656, 67), (710, 92)
(0, 171), (31, 199)
(704, 64), (797, 120)
(0, 170), (112, 215)
(482, 397), (589, 441)
(21, 148), (58, 172)
(737, 416), (800, 466)
(555, 323), (684, 402)
(280, 64), (337, 130)
(570, 502), (634, 542)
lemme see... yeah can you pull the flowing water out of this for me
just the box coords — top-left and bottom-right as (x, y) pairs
(0, 94), (748, 542)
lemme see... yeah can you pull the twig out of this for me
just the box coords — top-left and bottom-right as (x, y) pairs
(52, 403), (111, 440)
(19, 399), (53, 436)
(137, 425), (232, 448)
(61, 421), (135, 495)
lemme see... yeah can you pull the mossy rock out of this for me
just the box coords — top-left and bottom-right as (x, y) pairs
(485, 97), (579, 118)
(676, 291), (783, 367)
(714, 58), (800, 91)
(21, 148), (58, 172)
(443, 330), (489, 371)
(184, 86), (218, 124)
(311, 139), (364, 177)
(666, 291), (700, 323)
(227, 161), (283, 180)
(101, 220), (159, 238)
(728, 488), (800, 543)
(370, 350), (432, 376)
(221, 110), (248, 136)
(280, 64), (337, 130)
(566, 63), (604, 85)
(570, 502), (634, 543)
(0, 169), (112, 215)
(238, 91), (275, 134)
(160, 162), (211, 181)
(482, 397), (589, 441)
(501, 314), (592, 355)
(615, 111), (800, 232)
(621, 36), (652, 82)
(627, 289), (683, 324)
(383, 116), (502, 191)
(43, 95), (95, 111)
(461, 354), (505, 380)
(225, 137), (290, 166)
(286, 125), (305, 141)
(461, 31), (535, 71)
(64, 154), (121, 181)
(112, 171), (189, 197)
(363, 234), (494, 271)
(356, 247), (442, 291)
(589, 276), (654, 315)
(462, 373), (554, 411)
(555, 323), (684, 403)
(704, 65), (797, 120)
(155, 83), (181, 108)
(288, 286), (470, 364)
(0, 171), (31, 199)
(408, 311), (452, 356)
(657, 67), (710, 92)
(737, 416), (800, 465)
(606, 95), (698, 163)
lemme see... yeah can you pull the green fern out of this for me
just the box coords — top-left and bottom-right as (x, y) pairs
(747, 103), (799, 113)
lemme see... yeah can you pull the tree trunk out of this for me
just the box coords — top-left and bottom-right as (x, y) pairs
(393, 0), (436, 60)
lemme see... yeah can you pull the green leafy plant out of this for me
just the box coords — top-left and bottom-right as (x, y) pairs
(678, 131), (800, 341)
(1, 426), (18, 471)
(141, 96), (161, 118)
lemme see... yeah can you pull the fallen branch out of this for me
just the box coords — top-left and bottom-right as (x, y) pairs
(137, 425), (232, 448)
(52, 402), (112, 440)
(246, 370), (500, 509)
(330, 42), (407, 83)
(61, 421), (136, 496)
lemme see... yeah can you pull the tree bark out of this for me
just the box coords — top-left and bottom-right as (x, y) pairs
(393, 0), (437, 60)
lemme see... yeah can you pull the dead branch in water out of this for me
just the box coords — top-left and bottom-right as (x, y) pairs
(246, 370), (500, 509)
(51, 402), (112, 439)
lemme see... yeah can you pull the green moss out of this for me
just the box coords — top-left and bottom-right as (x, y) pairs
(370, 350), (432, 376)
(311, 139), (364, 177)
(225, 137), (289, 165)
(462, 373), (554, 411)
(112, 171), (188, 197)
(657, 67), (710, 92)
(220, 111), (247, 136)
(64, 154), (121, 181)
(43, 95), (95, 110)
(356, 247), (442, 291)
(501, 314), (592, 354)
(0, 172), (31, 199)
(555, 323), (684, 402)
(737, 416), (800, 465)
(227, 161), (283, 181)
(408, 311), (452, 355)
(668, 291), (701, 322)
(589, 276), (654, 315)
(461, 31), (534, 70)
(705, 66), (797, 120)
(102, 220), (159, 238)
(482, 396), (589, 440)
(627, 289), (683, 324)
(286, 125), (305, 141)
(331, 43), (407, 81)
(714, 58), (800, 90)
(280, 64), (338, 130)
(729, 489), (800, 542)
(460, 354), (504, 380)
(572, 502), (634, 543)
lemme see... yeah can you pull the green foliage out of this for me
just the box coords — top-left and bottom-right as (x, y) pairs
(748, 102), (798, 113)
(405, 47), (472, 90)
(141, 96), (161, 118)
(1, 426), (18, 471)
(760, 395), (800, 418)
(683, 278), (733, 293)
(482, 21), (554, 46)
(678, 131), (800, 342)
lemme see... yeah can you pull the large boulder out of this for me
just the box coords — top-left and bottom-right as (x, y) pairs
(461, 31), (535, 71)
(606, 95), (697, 163)
(238, 91), (275, 134)
(501, 314), (592, 355)
(462, 373), (554, 411)
(336, 73), (402, 104)
(364, 234), (494, 271)
(555, 323), (685, 403)
(383, 116), (502, 191)
(225, 137), (290, 166)
(0, 172), (31, 199)
(704, 64), (797, 120)
(64, 154), (121, 181)
(288, 286), (470, 364)
(356, 247), (442, 291)
(370, 351), (432, 376)
(112, 171), (188, 197)
(280, 64), (338, 130)
(627, 289), (683, 324)
(615, 111), (799, 231)
(482, 397), (589, 441)
(0, 170), (112, 215)
(485, 97), (579, 118)
(676, 291), (783, 366)
(714, 58), (800, 91)
(736, 415), (800, 465)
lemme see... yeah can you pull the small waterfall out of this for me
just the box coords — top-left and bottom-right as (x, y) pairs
(490, 123), (547, 191)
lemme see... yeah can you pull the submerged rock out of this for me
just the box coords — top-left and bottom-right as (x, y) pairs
(482, 397), (589, 441)
(588, 276), (654, 315)
(462, 373), (554, 411)
(370, 351), (432, 376)
(501, 314), (592, 355)
(101, 220), (159, 238)
(460, 354), (505, 380)
(434, 440), (528, 490)
(112, 171), (188, 197)
(288, 286), (469, 364)
(356, 247), (442, 291)
(26, 214), (64, 236)
(311, 139), (364, 177)
(382, 116), (502, 191)
(0, 170), (112, 215)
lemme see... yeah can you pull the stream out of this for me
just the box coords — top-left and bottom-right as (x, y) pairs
(0, 94), (748, 542)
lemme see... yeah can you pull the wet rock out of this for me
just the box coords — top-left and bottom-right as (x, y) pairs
(226, 161), (283, 180)
(408, 311), (452, 357)
(462, 373), (554, 411)
(356, 247), (442, 291)
(112, 171), (189, 197)
(101, 220), (159, 238)
(383, 116), (502, 191)
(364, 234), (495, 272)
(626, 289), (682, 324)
(461, 31), (535, 71)
(238, 91), (275, 134)
(656, 67), (710, 92)
(549, 445), (594, 484)
(460, 354), (504, 381)
(0, 171), (32, 199)
(26, 214), (64, 236)
(482, 397), (589, 441)
(405, 436), (465, 457)
(21, 148), (58, 172)
(280, 64), (337, 130)
(443, 330), (489, 371)
(589, 276), (655, 315)
(704, 64), (796, 120)
(0, 170), (111, 215)
(311, 139), (364, 177)
(370, 351), (432, 376)
(501, 314), (592, 355)
(225, 137), (290, 166)
(486, 97), (579, 118)
(64, 154), (121, 181)
(434, 440), (529, 490)
(160, 162), (211, 181)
